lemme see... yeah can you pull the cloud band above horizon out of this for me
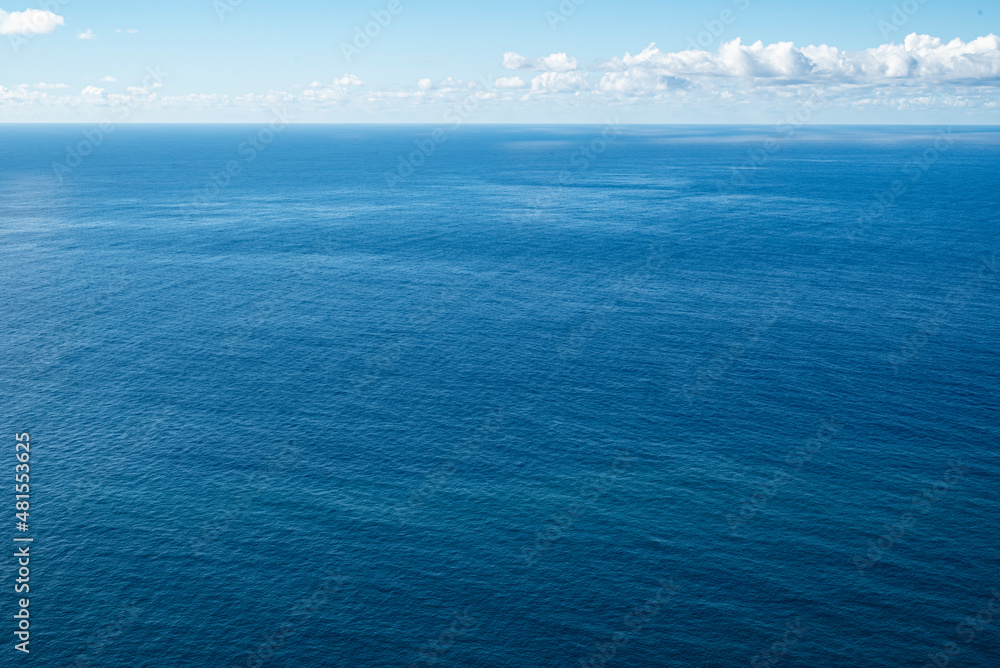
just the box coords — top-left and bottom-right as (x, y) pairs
(2, 34), (999, 121)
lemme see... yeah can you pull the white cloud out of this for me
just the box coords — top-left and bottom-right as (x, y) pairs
(162, 93), (231, 107)
(0, 8), (64, 34)
(301, 88), (347, 103)
(3, 34), (997, 121)
(311, 75), (364, 88)
(503, 51), (578, 72)
(77, 29), (97, 40)
(414, 77), (464, 92)
(530, 71), (590, 93)
(495, 34), (1000, 113)
(601, 34), (1000, 85)
(494, 76), (526, 89)
(501, 53), (528, 69)
(0, 85), (48, 103)
(332, 74), (364, 87)
(302, 76), (364, 103)
(116, 28), (139, 34)
(238, 90), (294, 104)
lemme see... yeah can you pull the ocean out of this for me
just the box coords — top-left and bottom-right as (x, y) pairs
(1, 125), (998, 667)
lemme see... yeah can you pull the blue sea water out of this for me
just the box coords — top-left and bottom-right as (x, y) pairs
(1, 125), (998, 667)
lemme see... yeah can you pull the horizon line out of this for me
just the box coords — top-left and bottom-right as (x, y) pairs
(2, 122), (999, 127)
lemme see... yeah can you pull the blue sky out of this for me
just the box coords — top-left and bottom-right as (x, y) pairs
(1, 0), (997, 122)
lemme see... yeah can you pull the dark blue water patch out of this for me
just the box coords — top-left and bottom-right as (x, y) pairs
(1, 125), (998, 667)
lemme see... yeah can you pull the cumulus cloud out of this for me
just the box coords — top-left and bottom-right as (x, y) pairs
(77, 29), (97, 40)
(414, 77), (465, 92)
(601, 34), (1000, 85)
(598, 69), (687, 94)
(530, 71), (590, 93)
(494, 76), (526, 89)
(491, 34), (1000, 112)
(0, 8), (64, 34)
(332, 74), (364, 86)
(80, 86), (106, 99)
(0, 85), (48, 104)
(100, 76), (118, 83)
(503, 51), (578, 72)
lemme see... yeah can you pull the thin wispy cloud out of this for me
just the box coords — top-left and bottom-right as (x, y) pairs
(77, 29), (97, 40)
(494, 76), (527, 89)
(503, 52), (579, 72)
